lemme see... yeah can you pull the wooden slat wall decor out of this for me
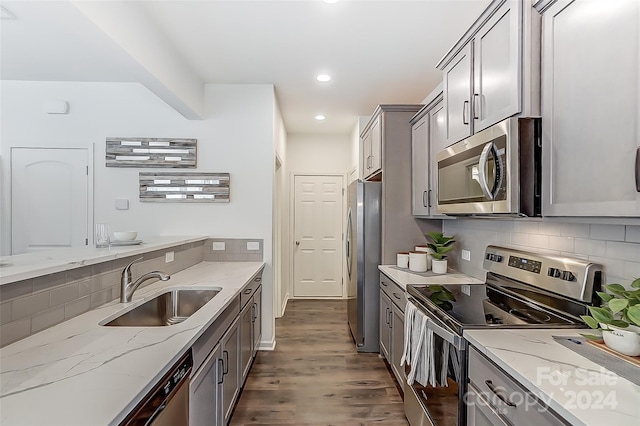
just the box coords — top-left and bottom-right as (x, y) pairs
(106, 138), (197, 168)
(140, 172), (230, 203)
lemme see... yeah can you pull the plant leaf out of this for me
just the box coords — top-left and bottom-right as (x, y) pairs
(596, 291), (613, 303)
(610, 320), (630, 328)
(580, 315), (600, 329)
(608, 298), (629, 314)
(604, 283), (626, 295)
(631, 277), (640, 289)
(587, 306), (613, 323)
(626, 305), (640, 327)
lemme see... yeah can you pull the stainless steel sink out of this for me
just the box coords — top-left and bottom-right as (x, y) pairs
(103, 288), (220, 327)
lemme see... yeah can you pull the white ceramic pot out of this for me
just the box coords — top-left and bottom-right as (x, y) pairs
(601, 324), (640, 357)
(414, 245), (432, 270)
(409, 251), (428, 272)
(431, 259), (448, 274)
(396, 252), (409, 268)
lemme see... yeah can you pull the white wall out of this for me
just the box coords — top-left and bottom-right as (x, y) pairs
(0, 81), (278, 347)
(272, 97), (289, 317)
(287, 133), (352, 174)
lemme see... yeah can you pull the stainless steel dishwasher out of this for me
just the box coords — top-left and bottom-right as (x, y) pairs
(120, 350), (192, 426)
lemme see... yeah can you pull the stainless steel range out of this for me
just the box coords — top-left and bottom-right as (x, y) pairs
(403, 245), (602, 426)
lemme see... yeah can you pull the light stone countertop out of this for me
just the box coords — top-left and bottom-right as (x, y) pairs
(378, 265), (485, 290)
(0, 261), (264, 426)
(464, 328), (640, 426)
(0, 235), (209, 285)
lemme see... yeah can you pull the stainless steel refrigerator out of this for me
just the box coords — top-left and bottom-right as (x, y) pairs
(346, 180), (381, 353)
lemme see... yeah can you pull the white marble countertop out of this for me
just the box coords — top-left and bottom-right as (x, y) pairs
(378, 265), (484, 290)
(0, 235), (209, 285)
(0, 261), (264, 426)
(465, 328), (640, 426)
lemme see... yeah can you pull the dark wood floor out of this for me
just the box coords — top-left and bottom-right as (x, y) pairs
(230, 299), (408, 425)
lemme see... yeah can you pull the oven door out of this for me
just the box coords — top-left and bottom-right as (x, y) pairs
(437, 118), (516, 215)
(404, 298), (468, 426)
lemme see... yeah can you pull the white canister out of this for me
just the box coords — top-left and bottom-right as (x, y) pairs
(414, 245), (432, 270)
(409, 251), (428, 272)
(396, 252), (409, 268)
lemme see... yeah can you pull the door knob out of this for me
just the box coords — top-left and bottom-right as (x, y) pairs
(295, 241), (300, 246)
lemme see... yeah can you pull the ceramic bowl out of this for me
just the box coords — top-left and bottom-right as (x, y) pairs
(112, 231), (138, 241)
(601, 324), (640, 357)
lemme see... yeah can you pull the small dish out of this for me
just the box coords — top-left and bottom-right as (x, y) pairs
(110, 240), (143, 247)
(112, 231), (138, 241)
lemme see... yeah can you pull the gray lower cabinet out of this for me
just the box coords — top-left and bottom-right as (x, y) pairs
(379, 273), (406, 388)
(190, 342), (223, 426)
(240, 300), (253, 384)
(536, 0), (640, 216)
(221, 316), (240, 425)
(468, 346), (567, 426)
(252, 285), (262, 357)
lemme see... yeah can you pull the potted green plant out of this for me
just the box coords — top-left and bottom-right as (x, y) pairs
(425, 231), (455, 274)
(581, 277), (640, 356)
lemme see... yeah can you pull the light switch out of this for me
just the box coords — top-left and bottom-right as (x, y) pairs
(462, 250), (471, 261)
(165, 251), (174, 263)
(115, 199), (129, 210)
(247, 241), (260, 251)
(212, 242), (226, 251)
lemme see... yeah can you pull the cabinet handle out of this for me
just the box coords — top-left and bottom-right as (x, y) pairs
(635, 147), (640, 192)
(423, 190), (428, 208)
(428, 189), (432, 208)
(243, 289), (253, 294)
(381, 281), (388, 287)
(252, 303), (257, 322)
(254, 277), (262, 282)
(217, 358), (224, 384)
(485, 380), (516, 407)
(393, 292), (402, 300)
(473, 94), (480, 120)
(388, 310), (393, 329)
(223, 350), (229, 375)
(385, 307), (390, 325)
(463, 101), (469, 125)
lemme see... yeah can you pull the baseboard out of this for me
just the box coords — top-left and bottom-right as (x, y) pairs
(258, 338), (276, 351)
(280, 295), (289, 317)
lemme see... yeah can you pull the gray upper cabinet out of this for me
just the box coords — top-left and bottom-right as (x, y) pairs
(439, 0), (539, 146)
(536, 0), (640, 216)
(411, 89), (448, 218)
(362, 115), (382, 180)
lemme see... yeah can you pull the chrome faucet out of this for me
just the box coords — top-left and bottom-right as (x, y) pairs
(120, 257), (170, 303)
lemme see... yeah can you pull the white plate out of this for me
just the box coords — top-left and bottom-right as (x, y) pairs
(110, 240), (143, 246)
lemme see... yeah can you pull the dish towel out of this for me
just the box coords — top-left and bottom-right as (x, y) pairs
(401, 301), (417, 367)
(403, 301), (434, 387)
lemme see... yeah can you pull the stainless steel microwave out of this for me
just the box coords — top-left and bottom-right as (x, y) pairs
(436, 117), (541, 216)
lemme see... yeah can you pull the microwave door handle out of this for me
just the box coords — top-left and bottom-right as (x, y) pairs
(478, 142), (495, 200)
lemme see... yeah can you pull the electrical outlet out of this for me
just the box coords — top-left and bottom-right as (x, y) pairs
(212, 242), (226, 251)
(461, 285), (471, 296)
(247, 241), (260, 251)
(462, 249), (471, 261)
(165, 251), (175, 263)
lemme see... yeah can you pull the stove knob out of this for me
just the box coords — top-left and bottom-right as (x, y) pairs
(495, 255), (503, 262)
(548, 267), (562, 278)
(562, 271), (575, 281)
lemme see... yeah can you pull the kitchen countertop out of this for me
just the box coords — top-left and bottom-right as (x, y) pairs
(378, 264), (484, 290)
(0, 235), (209, 285)
(0, 261), (264, 426)
(465, 328), (640, 426)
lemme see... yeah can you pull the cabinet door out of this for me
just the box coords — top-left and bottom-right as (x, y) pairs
(252, 286), (262, 358)
(429, 100), (449, 218)
(221, 317), (240, 424)
(541, 0), (640, 216)
(412, 115), (430, 216)
(390, 302), (405, 387)
(239, 301), (253, 384)
(190, 343), (222, 426)
(443, 43), (473, 145)
(362, 129), (372, 178)
(473, 0), (521, 132)
(369, 115), (383, 175)
(379, 290), (391, 360)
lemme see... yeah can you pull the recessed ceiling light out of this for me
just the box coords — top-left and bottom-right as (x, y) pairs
(315, 115), (326, 121)
(316, 74), (331, 83)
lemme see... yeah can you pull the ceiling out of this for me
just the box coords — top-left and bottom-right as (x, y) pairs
(1, 0), (491, 134)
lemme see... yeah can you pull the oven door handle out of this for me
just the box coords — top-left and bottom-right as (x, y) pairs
(478, 142), (496, 200)
(418, 307), (464, 350)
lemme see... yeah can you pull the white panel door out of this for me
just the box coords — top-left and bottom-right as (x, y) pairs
(293, 175), (343, 297)
(11, 148), (89, 254)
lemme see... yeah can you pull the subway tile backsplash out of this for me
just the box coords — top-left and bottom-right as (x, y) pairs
(203, 238), (264, 262)
(444, 219), (640, 289)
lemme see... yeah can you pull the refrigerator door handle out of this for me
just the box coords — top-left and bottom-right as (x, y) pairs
(346, 207), (353, 279)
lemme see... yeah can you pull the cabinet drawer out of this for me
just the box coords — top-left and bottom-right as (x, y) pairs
(469, 347), (567, 426)
(380, 273), (406, 313)
(240, 273), (262, 308)
(192, 297), (239, 372)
